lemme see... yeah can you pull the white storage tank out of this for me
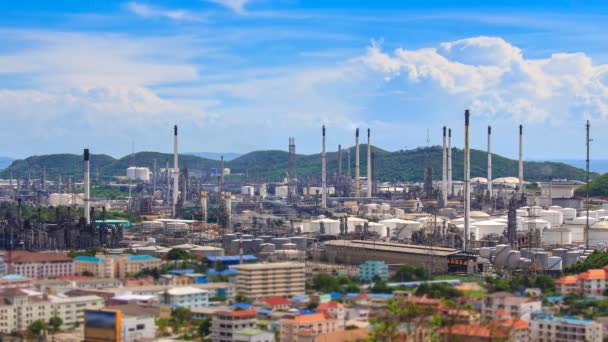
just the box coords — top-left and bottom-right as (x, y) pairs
(310, 218), (340, 235)
(572, 216), (599, 225)
(259, 184), (267, 198)
(479, 247), (493, 259)
(367, 222), (388, 238)
(241, 185), (255, 197)
(523, 218), (551, 231)
(473, 220), (507, 238)
(588, 221), (608, 248)
(531, 251), (549, 269)
(559, 208), (577, 221)
(540, 210), (564, 226)
(506, 250), (521, 269)
(547, 256), (562, 271)
(275, 185), (289, 198)
(127, 166), (137, 179)
(564, 251), (582, 267)
(380, 218), (423, 240)
(135, 167), (150, 181)
(542, 228), (572, 245)
(347, 217), (369, 232)
(48, 193), (72, 206)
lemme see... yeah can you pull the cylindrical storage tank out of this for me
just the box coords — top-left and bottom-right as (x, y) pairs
(479, 247), (493, 259)
(282, 243), (296, 250)
(473, 220), (507, 238)
(540, 210), (564, 226)
(312, 219), (340, 235)
(549, 206), (562, 210)
(135, 167), (150, 181)
(380, 219), (423, 240)
(367, 222), (388, 238)
(517, 209), (528, 217)
(347, 217), (369, 232)
(241, 186), (255, 196)
(291, 237), (308, 251)
(520, 258), (532, 269)
(551, 248), (567, 259)
(572, 216), (599, 225)
(520, 248), (530, 259)
(531, 251), (549, 269)
(529, 206), (543, 217)
(542, 229), (572, 245)
(494, 244), (511, 266)
(223, 234), (238, 250)
(260, 243), (275, 253)
(523, 219), (551, 232)
(270, 237), (291, 250)
(380, 203), (391, 212)
(241, 234), (254, 240)
(126, 167), (137, 179)
(547, 256), (562, 271)
(598, 243), (607, 251)
(565, 251), (581, 267)
(506, 250), (521, 269)
(559, 208), (577, 221)
(49, 193), (72, 206)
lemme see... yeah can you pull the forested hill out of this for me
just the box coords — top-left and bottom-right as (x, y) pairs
(0, 146), (595, 183)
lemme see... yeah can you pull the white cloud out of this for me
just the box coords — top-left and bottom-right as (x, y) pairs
(205, 0), (250, 14)
(126, 2), (204, 22)
(361, 36), (608, 124)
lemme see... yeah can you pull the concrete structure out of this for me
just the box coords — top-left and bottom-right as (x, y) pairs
(442, 126), (448, 206)
(233, 262), (305, 297)
(482, 292), (542, 321)
(530, 311), (603, 342)
(367, 128), (372, 198)
(84, 148), (90, 224)
(464, 110), (471, 251)
(163, 286), (209, 309)
(8, 251), (73, 279)
(321, 126), (327, 209)
(74, 255), (115, 278)
(556, 266), (608, 296)
(519, 125), (524, 193)
(487, 126), (493, 197)
(280, 313), (340, 342)
(114, 255), (162, 279)
(211, 309), (258, 342)
(0, 274), (33, 290)
(0, 289), (103, 334)
(359, 260), (388, 282)
(448, 128), (453, 196)
(173, 125), (179, 217)
(324, 240), (460, 273)
(233, 328), (275, 342)
(121, 314), (156, 342)
(355, 128), (360, 198)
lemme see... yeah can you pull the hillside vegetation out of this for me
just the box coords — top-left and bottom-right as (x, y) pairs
(575, 173), (608, 197)
(0, 146), (594, 183)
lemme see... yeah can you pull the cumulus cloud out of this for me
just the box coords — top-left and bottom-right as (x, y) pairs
(361, 36), (608, 124)
(126, 2), (204, 22)
(205, 0), (251, 14)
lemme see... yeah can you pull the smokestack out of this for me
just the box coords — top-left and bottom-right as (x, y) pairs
(518, 125), (524, 194)
(442, 126), (447, 206)
(200, 191), (208, 224)
(464, 110), (470, 252)
(487, 126), (493, 198)
(321, 125), (327, 209)
(84, 149), (90, 224)
(367, 129), (372, 198)
(338, 144), (342, 179)
(448, 128), (452, 197)
(172, 125), (179, 218)
(355, 128), (360, 198)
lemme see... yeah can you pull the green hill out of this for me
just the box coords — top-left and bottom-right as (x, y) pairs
(575, 173), (608, 197)
(0, 146), (594, 183)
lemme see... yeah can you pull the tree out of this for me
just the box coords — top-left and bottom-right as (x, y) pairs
(82, 270), (94, 277)
(48, 316), (63, 334)
(390, 265), (429, 282)
(370, 280), (393, 294)
(27, 320), (46, 339)
(198, 317), (212, 338)
(415, 283), (462, 299)
(167, 248), (193, 261)
(234, 293), (252, 304)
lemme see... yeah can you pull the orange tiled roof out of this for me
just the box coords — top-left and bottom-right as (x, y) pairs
(216, 309), (257, 318)
(261, 296), (290, 306)
(493, 318), (529, 331)
(317, 301), (344, 311)
(556, 275), (578, 285)
(315, 328), (369, 342)
(495, 309), (509, 316)
(282, 313), (328, 324)
(10, 251), (71, 263)
(578, 269), (608, 280)
(438, 324), (508, 339)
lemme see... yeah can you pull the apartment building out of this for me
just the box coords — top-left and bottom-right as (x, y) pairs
(280, 313), (340, 342)
(0, 274), (33, 290)
(481, 292), (542, 321)
(0, 289), (103, 333)
(73, 255), (115, 278)
(233, 262), (305, 298)
(114, 255), (163, 279)
(162, 287), (209, 309)
(211, 309), (258, 342)
(529, 312), (603, 342)
(316, 301), (346, 329)
(8, 251), (73, 279)
(556, 266), (608, 296)
(359, 260), (389, 282)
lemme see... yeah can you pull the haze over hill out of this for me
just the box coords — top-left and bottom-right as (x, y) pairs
(0, 146), (595, 183)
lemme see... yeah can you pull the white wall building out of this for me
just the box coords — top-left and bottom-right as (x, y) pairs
(529, 312), (603, 342)
(163, 287), (209, 309)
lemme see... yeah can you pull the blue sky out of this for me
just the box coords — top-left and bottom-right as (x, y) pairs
(1, 0), (608, 160)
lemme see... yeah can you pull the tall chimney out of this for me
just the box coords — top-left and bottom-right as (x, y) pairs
(487, 126), (493, 197)
(518, 125), (524, 194)
(442, 126), (447, 206)
(464, 110), (470, 252)
(321, 125), (327, 209)
(448, 128), (452, 197)
(367, 128), (372, 198)
(200, 191), (208, 224)
(172, 125), (179, 218)
(338, 144), (342, 179)
(84, 149), (90, 224)
(355, 128), (360, 198)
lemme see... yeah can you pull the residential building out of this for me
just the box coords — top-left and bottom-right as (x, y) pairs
(556, 275), (580, 295)
(481, 292), (542, 321)
(233, 328), (275, 342)
(255, 296), (291, 311)
(73, 255), (115, 278)
(529, 311), (603, 342)
(121, 313), (156, 342)
(0, 274), (33, 290)
(438, 324), (508, 342)
(7, 251), (73, 279)
(358, 260), (389, 282)
(211, 309), (258, 342)
(0, 289), (103, 333)
(162, 287), (209, 309)
(316, 301), (346, 329)
(114, 255), (163, 279)
(233, 262), (305, 298)
(280, 313), (340, 342)
(556, 266), (608, 296)
(315, 328), (369, 342)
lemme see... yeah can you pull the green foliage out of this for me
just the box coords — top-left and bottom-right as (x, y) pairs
(307, 301), (319, 310)
(234, 293), (252, 304)
(91, 185), (130, 199)
(576, 173), (608, 196)
(198, 317), (212, 338)
(390, 265), (429, 282)
(170, 307), (193, 328)
(565, 250), (608, 274)
(167, 248), (193, 261)
(485, 274), (556, 294)
(309, 273), (360, 294)
(414, 283), (462, 299)
(370, 280), (393, 294)
(0, 146), (593, 182)
(81, 271), (94, 277)
(67, 247), (106, 258)
(561, 295), (608, 319)
(27, 320), (46, 338)
(48, 316), (63, 333)
(366, 299), (435, 342)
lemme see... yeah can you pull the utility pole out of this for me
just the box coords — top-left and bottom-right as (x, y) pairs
(585, 120), (591, 249)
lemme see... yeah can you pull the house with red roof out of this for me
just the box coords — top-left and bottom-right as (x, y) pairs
(438, 324), (509, 342)
(316, 301), (346, 329)
(255, 296), (291, 311)
(556, 266), (608, 296)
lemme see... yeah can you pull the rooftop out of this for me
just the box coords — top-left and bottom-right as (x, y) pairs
(74, 256), (105, 263)
(324, 240), (460, 257)
(233, 262), (304, 270)
(126, 255), (157, 262)
(10, 251), (71, 263)
(282, 313), (328, 324)
(438, 324), (508, 339)
(166, 287), (208, 296)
